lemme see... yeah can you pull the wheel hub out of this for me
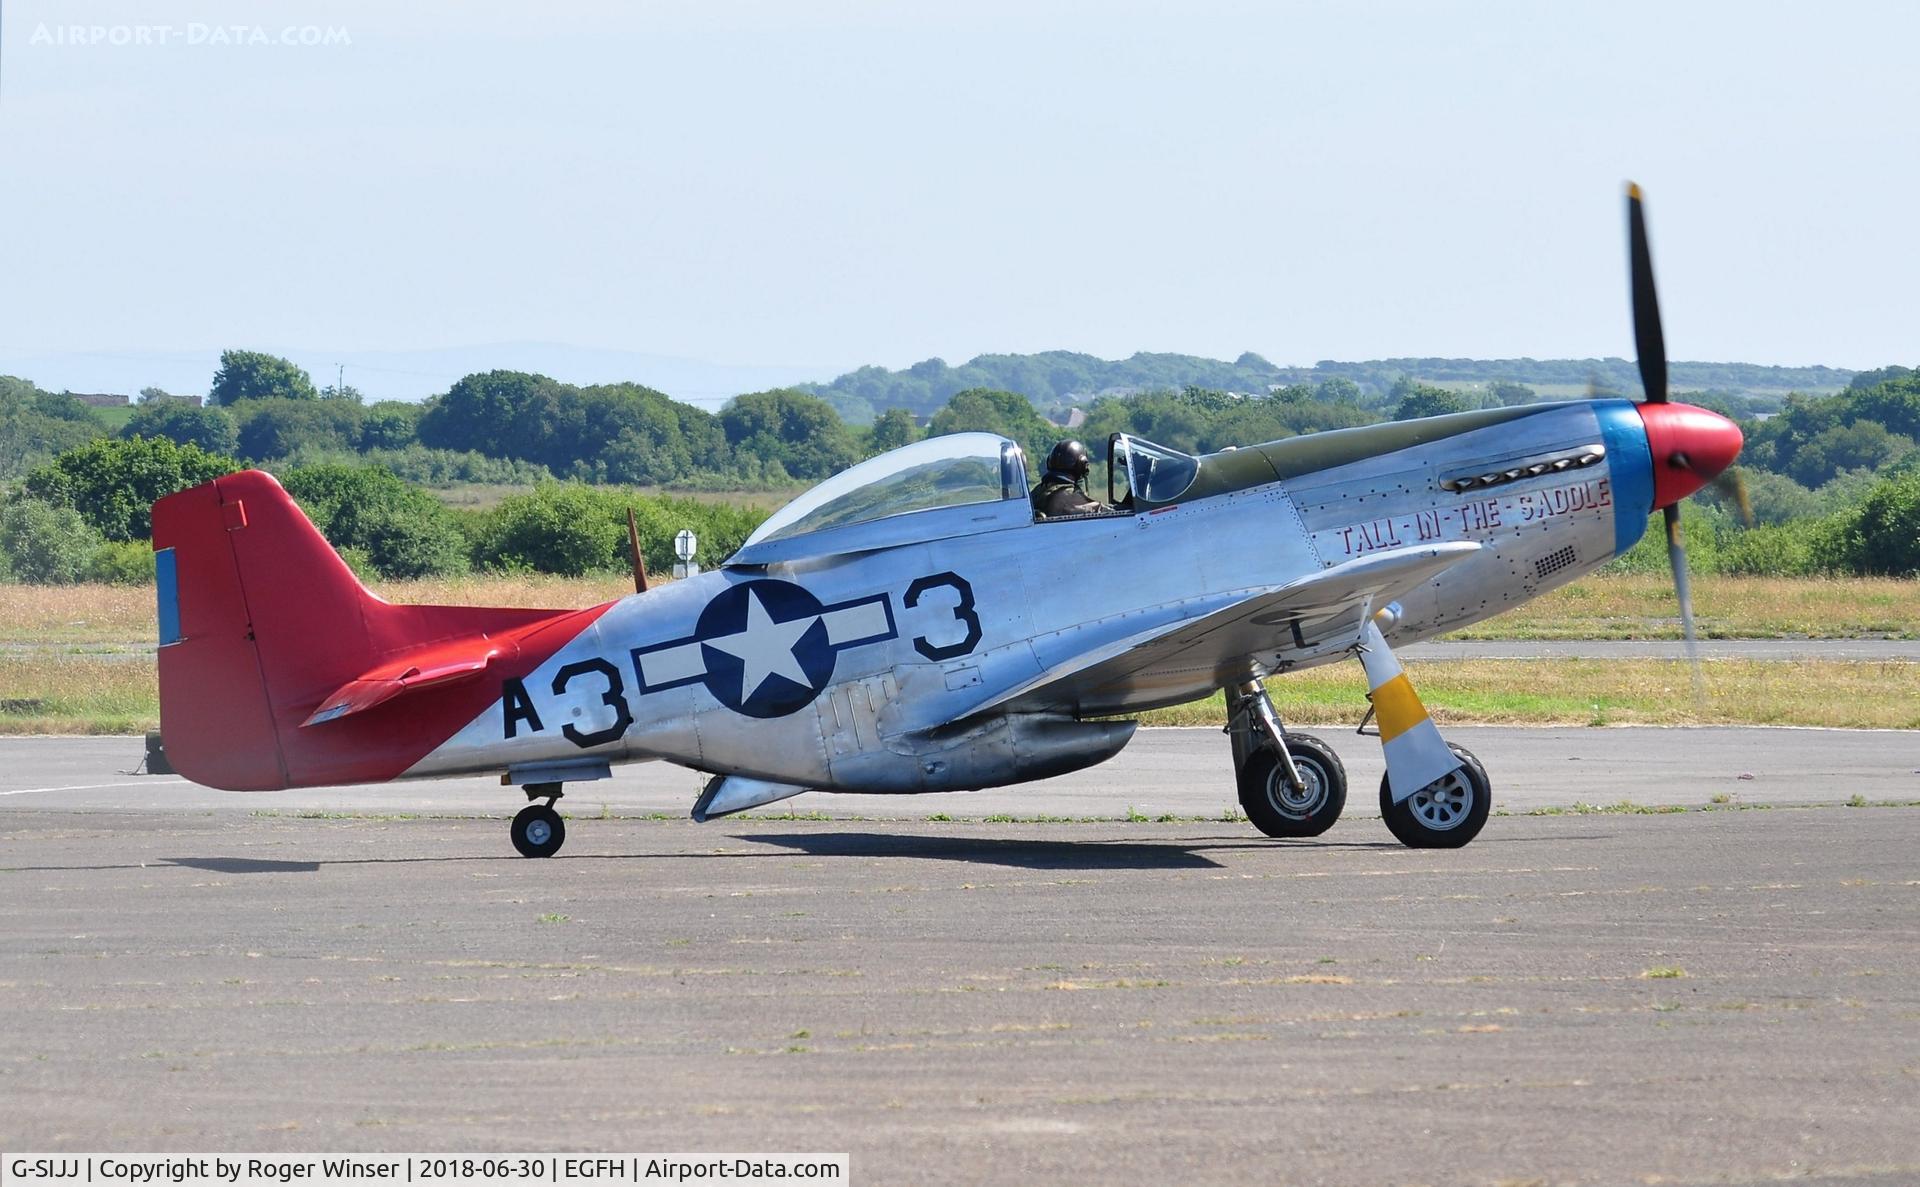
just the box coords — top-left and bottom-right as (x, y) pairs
(1268, 761), (1325, 818)
(526, 819), (552, 846)
(1409, 771), (1471, 830)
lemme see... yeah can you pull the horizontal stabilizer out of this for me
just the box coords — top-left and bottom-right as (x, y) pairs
(300, 641), (506, 727)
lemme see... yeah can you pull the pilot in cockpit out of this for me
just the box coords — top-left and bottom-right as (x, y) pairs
(1031, 440), (1111, 519)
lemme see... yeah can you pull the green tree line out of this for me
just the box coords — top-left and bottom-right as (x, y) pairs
(4, 350), (1917, 585)
(0, 347), (1872, 489)
(2, 436), (768, 584)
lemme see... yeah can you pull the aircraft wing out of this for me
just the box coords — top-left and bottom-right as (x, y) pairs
(960, 541), (1480, 719)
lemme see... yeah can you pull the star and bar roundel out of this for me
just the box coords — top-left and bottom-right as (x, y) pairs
(631, 578), (897, 719)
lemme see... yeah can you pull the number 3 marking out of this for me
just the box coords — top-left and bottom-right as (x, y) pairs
(906, 572), (982, 661)
(553, 657), (634, 748)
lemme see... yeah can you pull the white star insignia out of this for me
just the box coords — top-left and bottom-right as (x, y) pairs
(704, 588), (816, 702)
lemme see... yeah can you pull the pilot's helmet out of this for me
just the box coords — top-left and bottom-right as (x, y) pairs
(1046, 439), (1092, 480)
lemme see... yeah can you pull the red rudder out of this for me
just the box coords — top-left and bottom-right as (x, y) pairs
(152, 471), (605, 791)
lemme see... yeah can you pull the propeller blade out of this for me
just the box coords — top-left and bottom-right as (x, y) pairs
(1627, 182), (1668, 405)
(1664, 503), (1706, 708)
(1632, 184), (1704, 711)
(1670, 448), (1754, 528)
(1713, 467), (1754, 527)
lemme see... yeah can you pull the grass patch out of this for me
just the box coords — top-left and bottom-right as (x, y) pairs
(1137, 658), (1920, 730)
(6, 651), (1920, 734)
(5, 573), (1917, 648)
(1525, 800), (1688, 816)
(0, 653), (158, 733)
(6, 571), (1920, 734)
(1640, 966), (1689, 980)
(0, 584), (160, 645)
(1448, 573), (1920, 641)
(86, 404), (136, 431)
(250, 809), (421, 821)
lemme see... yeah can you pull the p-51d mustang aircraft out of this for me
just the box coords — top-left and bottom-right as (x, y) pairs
(152, 186), (1741, 855)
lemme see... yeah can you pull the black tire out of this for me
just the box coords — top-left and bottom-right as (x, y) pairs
(1238, 733), (1347, 838)
(1379, 743), (1490, 849)
(511, 803), (566, 858)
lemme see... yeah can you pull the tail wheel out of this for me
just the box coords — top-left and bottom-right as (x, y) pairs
(1380, 743), (1490, 849)
(511, 803), (566, 858)
(1239, 732), (1347, 838)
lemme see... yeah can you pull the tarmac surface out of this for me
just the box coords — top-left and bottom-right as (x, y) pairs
(4, 725), (1917, 819)
(4, 729), (1920, 1183)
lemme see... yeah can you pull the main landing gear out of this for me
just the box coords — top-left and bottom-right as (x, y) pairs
(511, 782), (566, 858)
(1227, 617), (1493, 848)
(1227, 680), (1347, 838)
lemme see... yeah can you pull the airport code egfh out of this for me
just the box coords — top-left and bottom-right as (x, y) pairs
(0, 1157), (851, 1187)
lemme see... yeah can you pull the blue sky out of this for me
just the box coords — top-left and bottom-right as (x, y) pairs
(1, 0), (1915, 401)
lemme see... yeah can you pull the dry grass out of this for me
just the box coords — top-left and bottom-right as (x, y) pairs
(429, 484), (795, 512)
(6, 572), (1912, 647)
(0, 574), (639, 646)
(1456, 574), (1920, 640)
(6, 653), (1918, 735)
(0, 654), (158, 734)
(3, 569), (1916, 734)
(0, 584), (157, 645)
(1140, 658), (1920, 730)
(365, 573), (638, 609)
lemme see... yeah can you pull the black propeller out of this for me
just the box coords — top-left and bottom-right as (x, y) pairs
(1628, 183), (1668, 408)
(1626, 183), (1704, 703)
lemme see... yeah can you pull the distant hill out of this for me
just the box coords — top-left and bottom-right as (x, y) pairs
(801, 352), (1854, 423)
(1319, 358), (1853, 399)
(4, 344), (1854, 420)
(0, 344), (833, 410)
(801, 351), (1293, 422)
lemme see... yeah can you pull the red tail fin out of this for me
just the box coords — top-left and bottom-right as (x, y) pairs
(152, 471), (611, 790)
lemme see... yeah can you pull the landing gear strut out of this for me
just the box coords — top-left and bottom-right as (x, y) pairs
(1356, 617), (1491, 848)
(511, 782), (566, 858)
(1227, 680), (1347, 838)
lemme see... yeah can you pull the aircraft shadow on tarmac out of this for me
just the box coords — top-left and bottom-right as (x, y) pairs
(164, 856), (324, 874)
(3, 827), (1567, 876)
(14, 838), (1392, 875)
(736, 831), (1404, 870)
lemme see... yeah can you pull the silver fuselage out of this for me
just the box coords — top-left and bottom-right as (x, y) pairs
(409, 401), (1653, 792)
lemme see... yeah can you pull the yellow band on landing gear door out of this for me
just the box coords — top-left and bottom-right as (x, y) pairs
(1356, 621), (1464, 804)
(1371, 673), (1427, 743)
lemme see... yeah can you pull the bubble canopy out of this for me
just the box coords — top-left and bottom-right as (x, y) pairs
(733, 433), (1031, 559)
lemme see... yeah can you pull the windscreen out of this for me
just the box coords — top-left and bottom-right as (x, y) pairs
(742, 432), (1019, 547)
